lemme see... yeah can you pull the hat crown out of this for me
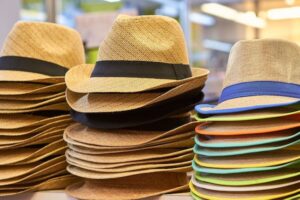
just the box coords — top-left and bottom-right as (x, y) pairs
(1, 22), (85, 69)
(224, 39), (300, 88)
(98, 15), (189, 64)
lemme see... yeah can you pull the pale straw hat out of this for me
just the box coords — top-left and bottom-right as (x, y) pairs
(196, 39), (300, 115)
(66, 15), (208, 93)
(0, 22), (85, 83)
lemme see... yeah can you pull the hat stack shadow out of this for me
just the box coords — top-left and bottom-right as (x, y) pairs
(191, 39), (300, 200)
(0, 22), (85, 196)
(63, 15), (209, 200)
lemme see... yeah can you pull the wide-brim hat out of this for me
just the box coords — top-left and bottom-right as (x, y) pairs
(0, 175), (77, 197)
(67, 138), (194, 154)
(194, 168), (300, 186)
(195, 148), (300, 168)
(192, 157), (300, 174)
(0, 22), (84, 83)
(66, 15), (208, 94)
(189, 181), (300, 200)
(70, 90), (202, 129)
(66, 172), (188, 200)
(0, 139), (65, 165)
(64, 122), (196, 148)
(195, 105), (300, 122)
(195, 117), (300, 136)
(196, 39), (300, 115)
(0, 82), (66, 95)
(195, 130), (300, 148)
(194, 139), (300, 157)
(191, 175), (300, 192)
(67, 78), (206, 113)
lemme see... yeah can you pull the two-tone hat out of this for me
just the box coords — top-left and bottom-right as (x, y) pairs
(0, 21), (85, 84)
(196, 39), (300, 115)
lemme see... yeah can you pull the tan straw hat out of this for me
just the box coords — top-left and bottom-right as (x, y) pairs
(196, 39), (300, 115)
(67, 78), (205, 113)
(0, 22), (84, 83)
(66, 172), (188, 200)
(66, 15), (208, 93)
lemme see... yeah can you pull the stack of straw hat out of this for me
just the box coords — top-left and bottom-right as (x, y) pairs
(64, 15), (209, 200)
(0, 22), (85, 196)
(190, 39), (300, 200)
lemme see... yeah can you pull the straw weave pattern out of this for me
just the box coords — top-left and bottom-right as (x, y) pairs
(98, 15), (189, 64)
(1, 22), (85, 68)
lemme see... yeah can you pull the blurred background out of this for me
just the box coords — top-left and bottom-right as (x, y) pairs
(1, 0), (300, 102)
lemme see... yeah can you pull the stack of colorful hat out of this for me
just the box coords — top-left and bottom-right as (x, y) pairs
(190, 39), (300, 200)
(0, 22), (85, 196)
(63, 15), (209, 200)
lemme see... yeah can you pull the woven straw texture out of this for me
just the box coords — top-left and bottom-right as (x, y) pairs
(1, 22), (84, 69)
(66, 15), (208, 93)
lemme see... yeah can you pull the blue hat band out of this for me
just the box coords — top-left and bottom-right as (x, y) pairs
(219, 81), (300, 103)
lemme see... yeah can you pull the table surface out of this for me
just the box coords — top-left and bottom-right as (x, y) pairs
(0, 191), (193, 200)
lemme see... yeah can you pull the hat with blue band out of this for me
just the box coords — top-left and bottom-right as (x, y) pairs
(196, 39), (300, 115)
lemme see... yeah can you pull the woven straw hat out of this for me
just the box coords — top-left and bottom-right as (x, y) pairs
(66, 172), (188, 200)
(196, 39), (300, 115)
(0, 22), (84, 83)
(67, 78), (206, 113)
(195, 117), (300, 136)
(190, 181), (300, 200)
(66, 15), (208, 93)
(191, 175), (300, 192)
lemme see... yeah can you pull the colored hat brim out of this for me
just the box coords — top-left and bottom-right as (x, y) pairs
(192, 159), (300, 174)
(189, 181), (300, 200)
(195, 117), (300, 135)
(191, 175), (300, 192)
(195, 168), (300, 186)
(66, 64), (208, 93)
(195, 95), (300, 115)
(195, 149), (300, 168)
(195, 106), (300, 122)
(195, 130), (300, 148)
(193, 139), (300, 156)
(67, 78), (205, 113)
(66, 172), (188, 200)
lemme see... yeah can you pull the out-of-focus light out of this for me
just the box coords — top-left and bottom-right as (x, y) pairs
(201, 3), (266, 28)
(285, 0), (295, 5)
(189, 12), (215, 26)
(104, 0), (121, 3)
(203, 39), (232, 52)
(267, 7), (300, 20)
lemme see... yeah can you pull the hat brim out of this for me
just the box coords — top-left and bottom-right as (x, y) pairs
(191, 175), (300, 192)
(0, 102), (69, 114)
(65, 64), (209, 93)
(0, 92), (64, 101)
(195, 150), (300, 169)
(195, 117), (300, 136)
(0, 95), (65, 110)
(0, 70), (64, 84)
(66, 172), (188, 200)
(189, 181), (300, 200)
(195, 168), (300, 186)
(195, 106), (300, 122)
(195, 130), (300, 148)
(0, 82), (66, 95)
(196, 95), (300, 115)
(67, 78), (205, 113)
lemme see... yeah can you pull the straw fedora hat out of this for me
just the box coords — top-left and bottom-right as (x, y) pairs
(196, 39), (300, 115)
(0, 22), (85, 83)
(66, 15), (208, 93)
